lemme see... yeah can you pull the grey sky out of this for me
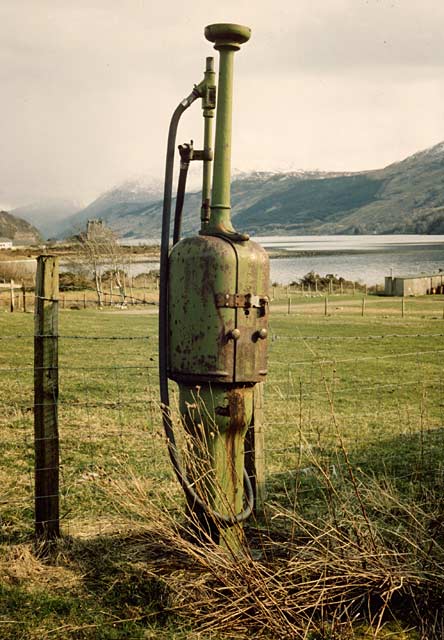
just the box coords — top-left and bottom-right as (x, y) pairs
(1, 0), (443, 210)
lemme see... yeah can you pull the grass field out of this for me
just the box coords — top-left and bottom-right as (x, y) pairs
(1, 292), (444, 638)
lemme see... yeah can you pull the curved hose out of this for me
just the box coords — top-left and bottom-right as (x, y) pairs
(159, 95), (254, 526)
(172, 155), (190, 246)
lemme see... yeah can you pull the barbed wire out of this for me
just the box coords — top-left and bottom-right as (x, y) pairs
(266, 348), (444, 367)
(266, 378), (442, 397)
(270, 332), (444, 341)
(0, 364), (156, 372)
(2, 331), (444, 341)
(0, 334), (152, 340)
(3, 319), (444, 535)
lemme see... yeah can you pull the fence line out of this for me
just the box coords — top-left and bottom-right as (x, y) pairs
(1, 285), (444, 537)
(271, 332), (444, 340)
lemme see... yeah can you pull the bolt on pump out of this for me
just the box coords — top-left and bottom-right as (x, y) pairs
(159, 23), (269, 551)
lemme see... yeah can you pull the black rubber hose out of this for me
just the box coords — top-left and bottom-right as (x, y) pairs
(158, 94), (254, 526)
(172, 161), (189, 246)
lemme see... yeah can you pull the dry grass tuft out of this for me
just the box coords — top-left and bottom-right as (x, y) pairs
(95, 463), (444, 639)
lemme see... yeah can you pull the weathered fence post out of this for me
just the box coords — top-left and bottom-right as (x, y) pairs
(362, 296), (366, 317)
(22, 282), (27, 313)
(325, 295), (328, 316)
(10, 279), (15, 312)
(245, 382), (266, 515)
(34, 255), (60, 538)
(287, 296), (291, 314)
(83, 292), (87, 309)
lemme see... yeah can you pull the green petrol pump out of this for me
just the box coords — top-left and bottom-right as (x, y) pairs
(159, 24), (269, 549)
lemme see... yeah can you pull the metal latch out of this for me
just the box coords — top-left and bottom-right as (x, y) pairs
(215, 293), (269, 313)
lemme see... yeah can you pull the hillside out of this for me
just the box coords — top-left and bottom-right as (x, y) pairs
(0, 210), (42, 245)
(58, 170), (349, 240)
(236, 142), (444, 235)
(59, 141), (444, 239)
(12, 198), (83, 239)
(58, 177), (163, 238)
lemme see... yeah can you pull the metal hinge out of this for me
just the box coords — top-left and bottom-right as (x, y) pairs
(215, 293), (269, 310)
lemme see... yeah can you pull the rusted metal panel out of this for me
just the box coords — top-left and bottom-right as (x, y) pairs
(233, 239), (269, 383)
(168, 235), (236, 383)
(168, 235), (269, 384)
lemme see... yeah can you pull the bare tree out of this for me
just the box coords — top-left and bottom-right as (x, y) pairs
(73, 224), (128, 308)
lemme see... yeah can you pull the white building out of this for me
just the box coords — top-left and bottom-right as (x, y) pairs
(385, 273), (444, 296)
(0, 237), (13, 249)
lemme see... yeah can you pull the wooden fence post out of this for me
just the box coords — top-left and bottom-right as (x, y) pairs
(34, 255), (60, 539)
(245, 382), (266, 515)
(287, 296), (291, 314)
(325, 296), (328, 316)
(362, 296), (366, 317)
(22, 282), (27, 313)
(10, 279), (15, 312)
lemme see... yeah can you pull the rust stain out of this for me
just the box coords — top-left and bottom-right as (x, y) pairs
(227, 388), (246, 432)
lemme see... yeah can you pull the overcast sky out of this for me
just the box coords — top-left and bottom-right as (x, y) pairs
(1, 0), (443, 210)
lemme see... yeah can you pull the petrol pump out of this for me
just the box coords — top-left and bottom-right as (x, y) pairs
(159, 24), (269, 549)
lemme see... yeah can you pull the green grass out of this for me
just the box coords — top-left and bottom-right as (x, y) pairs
(1, 297), (444, 638)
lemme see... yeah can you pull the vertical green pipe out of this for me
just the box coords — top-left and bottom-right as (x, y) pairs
(211, 48), (234, 218)
(201, 57), (215, 226)
(204, 24), (251, 237)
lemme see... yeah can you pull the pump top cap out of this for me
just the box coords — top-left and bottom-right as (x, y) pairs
(204, 23), (251, 50)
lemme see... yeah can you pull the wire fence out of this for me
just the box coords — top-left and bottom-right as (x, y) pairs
(2, 305), (444, 539)
(0, 327), (165, 537)
(0, 286), (159, 313)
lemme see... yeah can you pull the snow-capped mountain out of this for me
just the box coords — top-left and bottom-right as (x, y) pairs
(54, 140), (444, 240)
(12, 198), (83, 239)
(57, 176), (164, 238)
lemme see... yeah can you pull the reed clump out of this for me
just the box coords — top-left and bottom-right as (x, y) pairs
(98, 449), (444, 640)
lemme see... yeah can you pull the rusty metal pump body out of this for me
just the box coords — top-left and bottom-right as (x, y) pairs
(160, 23), (269, 548)
(168, 236), (269, 384)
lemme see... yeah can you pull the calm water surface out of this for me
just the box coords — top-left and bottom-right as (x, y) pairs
(128, 235), (444, 286)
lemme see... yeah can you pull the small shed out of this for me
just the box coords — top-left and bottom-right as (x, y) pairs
(0, 237), (13, 250)
(385, 273), (444, 296)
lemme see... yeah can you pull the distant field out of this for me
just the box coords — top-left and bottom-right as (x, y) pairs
(1, 295), (444, 638)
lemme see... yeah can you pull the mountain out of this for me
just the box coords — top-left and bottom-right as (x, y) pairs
(0, 210), (42, 244)
(11, 198), (83, 239)
(58, 177), (163, 238)
(58, 169), (347, 240)
(235, 142), (444, 235)
(60, 141), (444, 239)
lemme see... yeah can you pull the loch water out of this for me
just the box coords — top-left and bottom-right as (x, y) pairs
(254, 235), (444, 285)
(128, 235), (444, 286)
